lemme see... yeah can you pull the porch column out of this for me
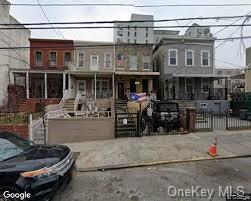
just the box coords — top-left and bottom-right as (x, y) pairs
(68, 74), (71, 97)
(26, 72), (29, 99)
(112, 73), (115, 98)
(44, 73), (48, 99)
(63, 73), (66, 98)
(94, 73), (97, 99)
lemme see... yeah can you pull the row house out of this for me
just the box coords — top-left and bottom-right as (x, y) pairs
(10, 39), (74, 108)
(153, 25), (227, 101)
(115, 45), (159, 99)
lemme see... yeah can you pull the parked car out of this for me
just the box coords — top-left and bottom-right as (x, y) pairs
(141, 101), (181, 134)
(0, 131), (75, 201)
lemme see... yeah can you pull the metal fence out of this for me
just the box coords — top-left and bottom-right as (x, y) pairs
(114, 112), (140, 138)
(0, 112), (29, 124)
(196, 109), (251, 131)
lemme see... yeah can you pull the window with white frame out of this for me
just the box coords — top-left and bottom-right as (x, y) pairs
(168, 49), (178, 66)
(104, 53), (112, 69)
(201, 50), (210, 67)
(90, 55), (99, 71)
(35, 51), (42, 66)
(64, 52), (71, 67)
(201, 78), (209, 92)
(78, 53), (84, 67)
(185, 78), (193, 93)
(185, 50), (194, 66)
(130, 55), (137, 70)
(49, 52), (57, 66)
(92, 80), (109, 98)
(143, 56), (150, 70)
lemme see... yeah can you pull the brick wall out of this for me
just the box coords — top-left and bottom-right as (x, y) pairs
(0, 124), (29, 139)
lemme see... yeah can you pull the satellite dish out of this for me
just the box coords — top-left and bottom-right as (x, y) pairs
(204, 28), (210, 34)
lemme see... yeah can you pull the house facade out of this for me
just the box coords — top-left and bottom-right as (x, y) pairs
(65, 41), (115, 100)
(0, 0), (30, 106)
(214, 68), (245, 93)
(115, 45), (159, 99)
(153, 26), (226, 100)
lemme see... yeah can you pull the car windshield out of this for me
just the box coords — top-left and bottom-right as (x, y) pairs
(0, 134), (33, 162)
(158, 103), (178, 112)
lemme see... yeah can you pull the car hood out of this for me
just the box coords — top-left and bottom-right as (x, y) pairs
(0, 144), (70, 172)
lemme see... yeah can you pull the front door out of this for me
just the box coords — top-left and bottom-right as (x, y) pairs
(77, 80), (87, 94)
(130, 79), (136, 93)
(118, 82), (125, 99)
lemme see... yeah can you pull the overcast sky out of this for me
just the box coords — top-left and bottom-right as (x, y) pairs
(8, 0), (251, 69)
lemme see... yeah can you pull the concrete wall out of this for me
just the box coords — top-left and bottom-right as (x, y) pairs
(47, 118), (114, 144)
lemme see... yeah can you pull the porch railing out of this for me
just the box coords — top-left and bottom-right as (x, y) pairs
(168, 87), (228, 100)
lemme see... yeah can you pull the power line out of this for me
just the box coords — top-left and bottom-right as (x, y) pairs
(36, 0), (65, 39)
(0, 15), (250, 26)
(1, 24), (251, 30)
(2, 3), (251, 7)
(0, 36), (251, 50)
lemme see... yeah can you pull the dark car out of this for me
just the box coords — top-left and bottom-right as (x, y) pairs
(0, 131), (75, 201)
(141, 101), (181, 134)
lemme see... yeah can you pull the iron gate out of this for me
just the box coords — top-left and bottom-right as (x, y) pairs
(196, 109), (251, 131)
(114, 112), (140, 138)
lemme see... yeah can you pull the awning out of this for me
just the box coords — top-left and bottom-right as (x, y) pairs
(167, 74), (228, 79)
(231, 73), (245, 79)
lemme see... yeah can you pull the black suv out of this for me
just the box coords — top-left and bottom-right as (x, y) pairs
(141, 101), (180, 134)
(0, 131), (75, 201)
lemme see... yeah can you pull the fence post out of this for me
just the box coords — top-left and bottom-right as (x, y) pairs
(136, 110), (140, 137)
(29, 114), (33, 141)
(210, 109), (213, 131)
(114, 112), (117, 138)
(226, 109), (229, 130)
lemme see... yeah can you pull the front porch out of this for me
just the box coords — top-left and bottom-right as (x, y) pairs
(164, 75), (229, 100)
(115, 71), (159, 99)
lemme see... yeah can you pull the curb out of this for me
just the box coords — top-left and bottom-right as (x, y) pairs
(76, 154), (251, 172)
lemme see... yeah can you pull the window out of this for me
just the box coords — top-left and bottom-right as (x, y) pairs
(14, 74), (25, 86)
(128, 39), (130, 43)
(0, 135), (33, 162)
(146, 28), (148, 38)
(117, 30), (123, 36)
(49, 52), (57, 66)
(168, 49), (178, 66)
(146, 40), (148, 44)
(134, 39), (136, 44)
(201, 78), (209, 92)
(201, 50), (210, 67)
(78, 53), (84, 67)
(128, 31), (130, 37)
(185, 50), (194, 66)
(35, 51), (42, 66)
(90, 55), (98, 71)
(104, 53), (112, 69)
(218, 71), (222, 75)
(64, 52), (71, 67)
(117, 53), (123, 68)
(218, 79), (223, 85)
(143, 56), (150, 70)
(93, 80), (110, 98)
(134, 31), (137, 37)
(130, 55), (137, 70)
(185, 78), (193, 93)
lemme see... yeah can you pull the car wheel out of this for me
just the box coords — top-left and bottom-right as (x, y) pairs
(0, 187), (20, 201)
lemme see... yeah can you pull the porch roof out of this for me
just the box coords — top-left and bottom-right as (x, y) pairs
(169, 74), (228, 79)
(115, 71), (160, 76)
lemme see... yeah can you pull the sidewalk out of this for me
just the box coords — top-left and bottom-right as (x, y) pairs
(65, 130), (251, 171)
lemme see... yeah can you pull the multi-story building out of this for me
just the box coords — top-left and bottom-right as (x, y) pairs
(214, 68), (245, 93)
(114, 14), (154, 44)
(184, 23), (212, 38)
(114, 45), (159, 99)
(153, 24), (227, 100)
(10, 38), (74, 110)
(66, 41), (115, 100)
(0, 0), (30, 105)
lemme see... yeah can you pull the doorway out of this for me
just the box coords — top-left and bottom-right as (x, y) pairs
(77, 80), (87, 94)
(130, 79), (136, 93)
(118, 82), (125, 99)
(142, 79), (148, 94)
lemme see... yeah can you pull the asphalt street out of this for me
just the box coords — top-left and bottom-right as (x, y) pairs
(54, 157), (251, 201)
